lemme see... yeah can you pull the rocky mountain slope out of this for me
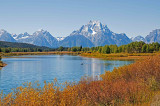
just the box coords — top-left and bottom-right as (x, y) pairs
(70, 20), (132, 46)
(131, 35), (145, 42)
(15, 29), (58, 48)
(145, 29), (160, 43)
(0, 29), (16, 42)
(59, 34), (94, 47)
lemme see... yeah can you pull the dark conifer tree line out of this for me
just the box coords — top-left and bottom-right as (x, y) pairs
(67, 41), (160, 53)
(0, 41), (160, 54)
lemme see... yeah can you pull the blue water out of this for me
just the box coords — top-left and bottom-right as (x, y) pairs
(0, 55), (134, 94)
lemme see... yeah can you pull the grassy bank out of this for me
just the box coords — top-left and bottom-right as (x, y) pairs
(2, 51), (159, 60)
(0, 55), (160, 105)
(80, 52), (159, 60)
(1, 51), (80, 57)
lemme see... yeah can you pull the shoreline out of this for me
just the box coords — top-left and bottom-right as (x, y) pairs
(1, 51), (79, 57)
(1, 52), (159, 68)
(2, 51), (159, 59)
(79, 52), (159, 61)
(0, 61), (7, 68)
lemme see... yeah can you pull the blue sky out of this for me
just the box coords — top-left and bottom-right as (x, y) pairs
(0, 0), (159, 37)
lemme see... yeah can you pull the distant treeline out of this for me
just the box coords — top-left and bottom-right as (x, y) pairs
(1, 41), (160, 53)
(0, 47), (70, 53)
(0, 41), (52, 52)
(0, 48), (47, 53)
(0, 41), (50, 49)
(66, 41), (160, 53)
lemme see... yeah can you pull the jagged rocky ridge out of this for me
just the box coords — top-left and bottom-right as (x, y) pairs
(12, 29), (58, 48)
(68, 20), (132, 46)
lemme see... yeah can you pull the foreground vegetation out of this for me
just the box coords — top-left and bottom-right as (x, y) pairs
(0, 56), (160, 105)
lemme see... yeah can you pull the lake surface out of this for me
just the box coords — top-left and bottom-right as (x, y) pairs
(0, 55), (134, 94)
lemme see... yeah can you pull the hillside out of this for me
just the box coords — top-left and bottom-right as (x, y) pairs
(0, 41), (50, 49)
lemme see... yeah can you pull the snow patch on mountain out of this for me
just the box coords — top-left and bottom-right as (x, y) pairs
(14, 32), (30, 40)
(56, 37), (65, 41)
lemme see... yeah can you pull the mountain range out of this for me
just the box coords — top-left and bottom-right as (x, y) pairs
(0, 21), (159, 48)
(131, 29), (160, 44)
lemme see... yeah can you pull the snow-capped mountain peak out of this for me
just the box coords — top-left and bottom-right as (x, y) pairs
(0, 29), (16, 42)
(34, 29), (48, 36)
(11, 32), (31, 40)
(132, 35), (145, 42)
(0, 29), (7, 35)
(88, 20), (101, 26)
(71, 20), (110, 38)
(88, 20), (109, 31)
(70, 20), (131, 46)
(23, 32), (29, 35)
(37, 29), (47, 33)
(145, 29), (160, 43)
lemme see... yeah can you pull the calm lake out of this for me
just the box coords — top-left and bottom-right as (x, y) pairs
(0, 55), (134, 94)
